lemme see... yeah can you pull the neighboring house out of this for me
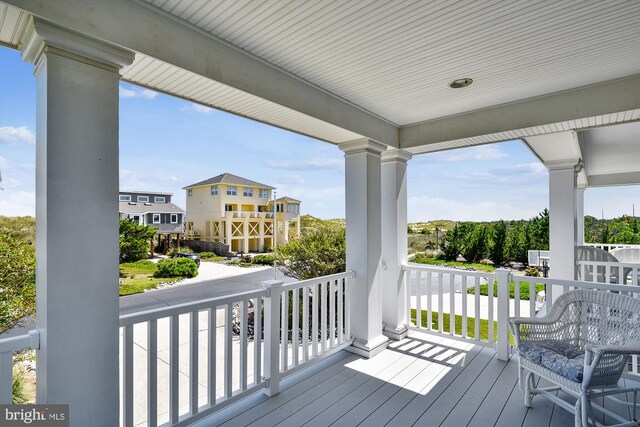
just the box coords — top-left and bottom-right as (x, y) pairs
(118, 191), (185, 249)
(183, 173), (301, 253)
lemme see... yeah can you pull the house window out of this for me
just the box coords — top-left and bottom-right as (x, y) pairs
(119, 195), (131, 202)
(227, 186), (237, 196)
(211, 185), (218, 195)
(170, 214), (178, 223)
(132, 215), (140, 224)
(243, 187), (253, 197)
(187, 189), (193, 197)
(137, 195), (149, 202)
(287, 204), (299, 213)
(259, 189), (268, 198)
(154, 196), (165, 203)
(153, 214), (160, 224)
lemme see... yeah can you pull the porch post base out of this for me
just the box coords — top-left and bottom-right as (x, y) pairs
(346, 335), (389, 358)
(383, 323), (409, 341)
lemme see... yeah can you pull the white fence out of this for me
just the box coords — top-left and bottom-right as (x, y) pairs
(585, 243), (640, 252)
(117, 271), (353, 427)
(0, 330), (39, 404)
(404, 263), (640, 365)
(576, 260), (640, 285)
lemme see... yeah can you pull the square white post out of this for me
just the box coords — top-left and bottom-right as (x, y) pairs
(381, 149), (412, 340)
(262, 280), (283, 396)
(20, 18), (134, 427)
(339, 139), (389, 358)
(576, 186), (586, 246)
(547, 160), (580, 301)
(495, 268), (512, 361)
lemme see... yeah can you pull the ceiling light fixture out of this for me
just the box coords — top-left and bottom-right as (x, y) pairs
(449, 78), (473, 88)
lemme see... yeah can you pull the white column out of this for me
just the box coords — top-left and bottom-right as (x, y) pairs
(576, 186), (585, 246)
(547, 160), (580, 283)
(339, 139), (389, 358)
(20, 18), (134, 427)
(381, 149), (412, 340)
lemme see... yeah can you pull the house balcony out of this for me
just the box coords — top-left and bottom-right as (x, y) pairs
(3, 267), (639, 426)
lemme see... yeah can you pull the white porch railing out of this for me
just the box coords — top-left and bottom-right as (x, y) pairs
(585, 242), (640, 252)
(0, 330), (39, 404)
(404, 264), (497, 348)
(117, 271), (353, 427)
(576, 260), (640, 285)
(404, 264), (640, 367)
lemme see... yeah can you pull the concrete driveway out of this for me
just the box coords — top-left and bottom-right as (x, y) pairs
(119, 263), (294, 315)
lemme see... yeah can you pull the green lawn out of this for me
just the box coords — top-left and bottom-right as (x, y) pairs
(411, 257), (496, 272)
(410, 309), (514, 344)
(466, 281), (545, 300)
(411, 308), (497, 342)
(119, 260), (179, 296)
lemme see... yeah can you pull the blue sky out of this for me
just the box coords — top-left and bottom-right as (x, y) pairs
(1, 47), (638, 222)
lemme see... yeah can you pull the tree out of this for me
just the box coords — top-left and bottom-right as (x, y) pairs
(119, 218), (156, 263)
(275, 226), (346, 280)
(462, 224), (489, 262)
(0, 222), (36, 335)
(490, 220), (507, 265)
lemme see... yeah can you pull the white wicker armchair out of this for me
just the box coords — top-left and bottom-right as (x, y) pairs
(510, 289), (640, 427)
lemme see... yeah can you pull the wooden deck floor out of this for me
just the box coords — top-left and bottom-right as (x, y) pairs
(195, 331), (638, 427)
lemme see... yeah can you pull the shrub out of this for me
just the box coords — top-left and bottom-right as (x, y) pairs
(119, 218), (155, 263)
(275, 226), (346, 280)
(154, 258), (198, 278)
(12, 366), (29, 404)
(0, 223), (36, 334)
(252, 254), (275, 265)
(524, 266), (541, 277)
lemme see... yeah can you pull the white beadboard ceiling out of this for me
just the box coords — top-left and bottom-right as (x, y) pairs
(142, 0), (640, 126)
(2, 1), (640, 155)
(121, 53), (363, 143)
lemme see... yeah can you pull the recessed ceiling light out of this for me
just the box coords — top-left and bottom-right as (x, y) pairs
(449, 78), (473, 88)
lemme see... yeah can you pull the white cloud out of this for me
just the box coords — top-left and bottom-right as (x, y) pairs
(0, 126), (35, 145)
(408, 195), (542, 223)
(430, 145), (508, 162)
(0, 191), (35, 216)
(265, 157), (343, 171)
(120, 169), (180, 192)
(273, 173), (305, 185)
(182, 103), (214, 114)
(119, 85), (158, 99)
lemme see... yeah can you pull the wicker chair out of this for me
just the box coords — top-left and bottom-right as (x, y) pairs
(510, 289), (640, 427)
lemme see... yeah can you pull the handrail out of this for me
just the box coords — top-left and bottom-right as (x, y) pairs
(119, 288), (267, 326)
(403, 263), (494, 278)
(282, 271), (355, 290)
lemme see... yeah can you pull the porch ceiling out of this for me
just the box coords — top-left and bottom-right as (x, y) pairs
(2, 1), (640, 152)
(579, 121), (640, 187)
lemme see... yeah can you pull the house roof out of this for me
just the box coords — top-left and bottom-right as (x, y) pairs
(183, 173), (274, 190)
(274, 197), (301, 203)
(120, 190), (174, 196)
(119, 202), (185, 215)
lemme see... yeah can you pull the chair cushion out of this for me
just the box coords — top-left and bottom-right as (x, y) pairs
(518, 340), (585, 382)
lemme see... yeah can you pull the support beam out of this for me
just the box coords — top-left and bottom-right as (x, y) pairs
(547, 159), (580, 285)
(340, 139), (389, 358)
(8, 0), (398, 147)
(20, 17), (134, 427)
(380, 149), (412, 340)
(576, 186), (585, 246)
(400, 74), (640, 150)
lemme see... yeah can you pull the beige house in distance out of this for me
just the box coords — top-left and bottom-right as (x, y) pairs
(183, 173), (301, 253)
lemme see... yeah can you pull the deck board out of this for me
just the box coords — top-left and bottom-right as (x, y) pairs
(193, 331), (640, 427)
